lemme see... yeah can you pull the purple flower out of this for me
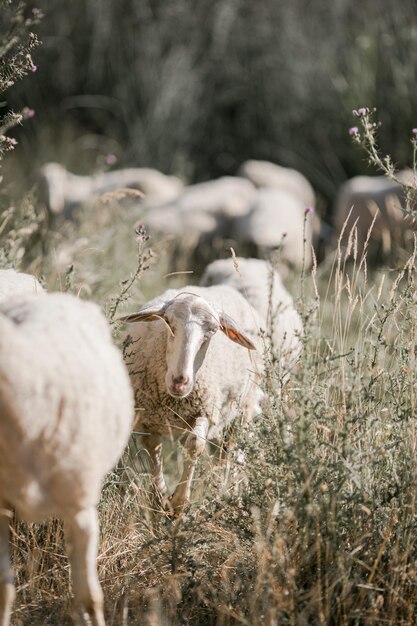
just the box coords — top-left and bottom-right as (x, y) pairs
(105, 153), (117, 166)
(412, 128), (417, 135)
(352, 107), (369, 118)
(349, 126), (359, 136)
(22, 107), (35, 119)
(305, 206), (314, 214)
(30, 64), (37, 72)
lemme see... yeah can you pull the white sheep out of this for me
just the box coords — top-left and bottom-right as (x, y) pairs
(143, 205), (218, 251)
(121, 285), (264, 513)
(238, 159), (316, 209)
(0, 292), (134, 626)
(39, 162), (183, 217)
(0, 269), (44, 302)
(200, 257), (303, 371)
(142, 176), (257, 271)
(333, 171), (417, 261)
(231, 187), (314, 270)
(151, 175), (256, 219)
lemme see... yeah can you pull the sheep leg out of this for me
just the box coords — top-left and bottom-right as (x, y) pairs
(0, 513), (14, 626)
(170, 416), (209, 513)
(64, 507), (105, 626)
(141, 433), (170, 508)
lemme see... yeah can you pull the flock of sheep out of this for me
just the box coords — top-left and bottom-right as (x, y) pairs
(0, 254), (302, 624)
(40, 158), (417, 268)
(0, 157), (415, 624)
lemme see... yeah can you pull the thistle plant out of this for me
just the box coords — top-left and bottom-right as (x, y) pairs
(349, 106), (417, 217)
(0, 1), (43, 270)
(0, 0), (42, 164)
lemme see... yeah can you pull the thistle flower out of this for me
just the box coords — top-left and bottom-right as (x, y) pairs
(105, 153), (118, 166)
(22, 107), (35, 119)
(352, 107), (369, 117)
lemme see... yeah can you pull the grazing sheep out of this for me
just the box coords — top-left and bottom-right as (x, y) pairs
(0, 292), (134, 626)
(157, 176), (256, 219)
(239, 159), (316, 209)
(200, 257), (303, 371)
(333, 171), (417, 262)
(144, 205), (218, 251)
(0, 269), (44, 302)
(231, 188), (314, 270)
(121, 285), (264, 513)
(39, 162), (183, 218)
(143, 176), (257, 272)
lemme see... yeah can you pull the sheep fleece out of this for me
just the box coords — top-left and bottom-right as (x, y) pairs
(0, 293), (134, 522)
(123, 285), (263, 440)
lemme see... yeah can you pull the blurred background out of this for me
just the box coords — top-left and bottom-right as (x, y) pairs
(4, 0), (417, 220)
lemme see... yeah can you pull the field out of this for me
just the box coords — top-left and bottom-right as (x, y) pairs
(2, 194), (416, 626)
(2, 1), (417, 624)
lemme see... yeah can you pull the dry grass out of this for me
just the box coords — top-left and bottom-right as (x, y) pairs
(3, 195), (417, 625)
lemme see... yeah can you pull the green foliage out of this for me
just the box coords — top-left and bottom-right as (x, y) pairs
(6, 0), (417, 210)
(0, 0), (41, 163)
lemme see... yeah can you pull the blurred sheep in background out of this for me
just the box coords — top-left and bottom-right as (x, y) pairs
(38, 162), (184, 219)
(142, 176), (257, 272)
(239, 159), (316, 209)
(231, 188), (315, 271)
(200, 256), (303, 373)
(332, 169), (417, 263)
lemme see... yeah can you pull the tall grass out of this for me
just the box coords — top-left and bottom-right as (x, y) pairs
(3, 2), (417, 622)
(4, 193), (417, 625)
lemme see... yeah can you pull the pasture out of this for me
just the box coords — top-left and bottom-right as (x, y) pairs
(2, 189), (417, 625)
(2, 2), (417, 624)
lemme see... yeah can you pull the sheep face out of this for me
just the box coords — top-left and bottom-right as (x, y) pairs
(163, 295), (219, 397)
(120, 292), (257, 399)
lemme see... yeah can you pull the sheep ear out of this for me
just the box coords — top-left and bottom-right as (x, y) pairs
(218, 313), (257, 350)
(119, 304), (168, 323)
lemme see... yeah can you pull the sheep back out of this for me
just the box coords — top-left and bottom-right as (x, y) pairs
(0, 269), (44, 303)
(0, 292), (134, 522)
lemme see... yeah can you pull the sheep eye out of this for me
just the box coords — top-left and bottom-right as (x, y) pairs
(204, 327), (217, 340)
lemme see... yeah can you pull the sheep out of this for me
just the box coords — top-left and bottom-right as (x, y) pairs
(121, 284), (264, 513)
(0, 269), (44, 302)
(200, 257), (303, 372)
(142, 176), (257, 272)
(231, 188), (314, 270)
(154, 176), (256, 219)
(0, 292), (134, 626)
(144, 205), (218, 250)
(238, 159), (316, 209)
(38, 162), (183, 218)
(333, 171), (417, 263)
(143, 206), (219, 273)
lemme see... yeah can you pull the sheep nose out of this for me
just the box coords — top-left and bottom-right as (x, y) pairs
(173, 375), (189, 389)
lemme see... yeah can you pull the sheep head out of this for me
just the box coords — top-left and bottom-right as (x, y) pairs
(120, 292), (256, 398)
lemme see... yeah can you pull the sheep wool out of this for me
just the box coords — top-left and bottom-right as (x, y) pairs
(0, 292), (134, 626)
